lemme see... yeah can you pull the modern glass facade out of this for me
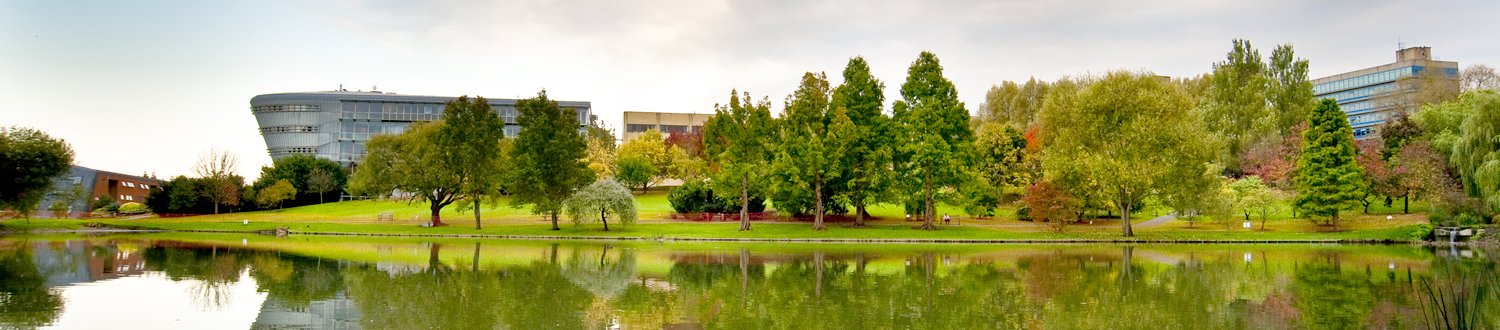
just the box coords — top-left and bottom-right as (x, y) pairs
(251, 90), (592, 167)
(1311, 47), (1459, 139)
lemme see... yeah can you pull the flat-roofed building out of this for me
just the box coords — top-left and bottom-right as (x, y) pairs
(1311, 46), (1459, 139)
(621, 111), (713, 142)
(251, 90), (592, 167)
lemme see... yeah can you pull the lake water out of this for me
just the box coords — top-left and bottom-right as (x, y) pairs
(0, 234), (1494, 329)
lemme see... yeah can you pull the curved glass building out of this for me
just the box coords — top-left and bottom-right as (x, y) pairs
(251, 90), (591, 167)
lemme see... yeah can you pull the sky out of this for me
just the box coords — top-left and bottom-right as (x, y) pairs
(3, 0), (1498, 181)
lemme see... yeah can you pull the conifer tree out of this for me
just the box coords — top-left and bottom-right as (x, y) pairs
(1294, 99), (1367, 228)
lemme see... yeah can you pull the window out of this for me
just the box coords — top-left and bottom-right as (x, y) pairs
(124, 195), (133, 201)
(661, 125), (688, 134)
(251, 104), (320, 113)
(71, 177), (82, 185)
(626, 124), (656, 133)
(123, 182), (134, 188)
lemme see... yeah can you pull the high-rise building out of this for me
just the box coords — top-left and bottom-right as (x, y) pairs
(251, 90), (592, 167)
(1311, 46), (1458, 139)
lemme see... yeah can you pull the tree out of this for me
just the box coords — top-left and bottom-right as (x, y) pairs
(1266, 44), (1315, 138)
(892, 51), (973, 230)
(1294, 99), (1367, 228)
(563, 179), (638, 231)
(509, 90), (594, 231)
(1228, 176), (1281, 230)
(305, 167), (338, 204)
(978, 78), (1050, 128)
(436, 96), (507, 230)
(349, 122), (461, 226)
(0, 127), (75, 220)
(964, 122), (1028, 216)
(193, 149), (242, 215)
(617, 129), (690, 192)
(1241, 124), (1303, 188)
(1417, 90), (1496, 154)
(1203, 39), (1272, 174)
(1449, 91), (1500, 216)
(1021, 181), (1079, 233)
(831, 56), (894, 226)
(704, 90), (775, 231)
(1461, 64), (1500, 92)
(770, 72), (852, 230)
(256, 179), (297, 209)
(252, 155), (346, 207)
(1040, 71), (1218, 237)
(585, 135), (617, 178)
(613, 156), (655, 193)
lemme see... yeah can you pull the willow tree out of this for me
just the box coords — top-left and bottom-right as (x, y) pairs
(832, 56), (894, 226)
(563, 179), (637, 231)
(1293, 99), (1367, 228)
(771, 72), (853, 230)
(509, 90), (594, 230)
(892, 51), (973, 230)
(704, 90), (775, 231)
(1041, 71), (1218, 237)
(1450, 91), (1500, 214)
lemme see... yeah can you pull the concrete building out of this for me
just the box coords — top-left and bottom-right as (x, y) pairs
(621, 111), (713, 142)
(251, 90), (592, 167)
(1312, 46), (1459, 139)
(35, 165), (161, 218)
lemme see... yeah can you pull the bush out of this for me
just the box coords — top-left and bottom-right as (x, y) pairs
(117, 202), (148, 215)
(1408, 224), (1433, 241)
(669, 181), (765, 213)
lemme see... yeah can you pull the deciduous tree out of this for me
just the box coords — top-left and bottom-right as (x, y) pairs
(563, 179), (637, 231)
(1449, 91), (1500, 216)
(1294, 99), (1367, 228)
(437, 96), (507, 229)
(893, 51), (973, 230)
(193, 149), (242, 215)
(306, 167), (338, 204)
(704, 90), (775, 231)
(1461, 64), (1499, 92)
(1203, 39), (1272, 174)
(256, 179), (297, 209)
(613, 156), (655, 193)
(509, 90), (594, 230)
(349, 122), (460, 225)
(0, 126), (74, 220)
(1266, 44), (1315, 137)
(1041, 71), (1218, 237)
(1021, 181), (1079, 233)
(964, 122), (1028, 216)
(618, 129), (690, 192)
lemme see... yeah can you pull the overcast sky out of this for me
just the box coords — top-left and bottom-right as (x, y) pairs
(3, 0), (1497, 181)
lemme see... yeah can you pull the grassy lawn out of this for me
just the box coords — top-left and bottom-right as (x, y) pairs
(0, 191), (1436, 243)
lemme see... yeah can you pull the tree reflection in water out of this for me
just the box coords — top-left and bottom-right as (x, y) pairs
(1, 238), (1498, 329)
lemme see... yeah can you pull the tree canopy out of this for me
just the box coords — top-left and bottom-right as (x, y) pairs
(892, 51), (973, 230)
(564, 179), (638, 231)
(0, 126), (74, 218)
(703, 90), (775, 231)
(349, 121), (461, 225)
(770, 71), (853, 230)
(508, 90), (594, 230)
(831, 56), (894, 226)
(1293, 99), (1367, 227)
(1040, 70), (1218, 237)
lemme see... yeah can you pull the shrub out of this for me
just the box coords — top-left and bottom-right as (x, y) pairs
(1408, 224), (1433, 241)
(670, 180), (766, 213)
(117, 202), (148, 215)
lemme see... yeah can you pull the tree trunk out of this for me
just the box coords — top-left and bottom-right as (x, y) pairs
(472, 242), (481, 272)
(814, 250), (825, 298)
(319, 192), (325, 204)
(214, 203), (220, 215)
(428, 244), (442, 272)
(550, 211), (560, 230)
(1331, 212), (1340, 230)
(739, 248), (749, 307)
(601, 207), (609, 231)
(855, 202), (867, 227)
(813, 176), (825, 230)
(921, 170), (935, 230)
(1121, 197), (1134, 237)
(1403, 191), (1410, 214)
(739, 175), (751, 231)
(474, 195), (482, 230)
(429, 203), (444, 227)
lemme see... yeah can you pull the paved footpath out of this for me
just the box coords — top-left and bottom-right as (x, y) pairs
(1135, 213), (1177, 228)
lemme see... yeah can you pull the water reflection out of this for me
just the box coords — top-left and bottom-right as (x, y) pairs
(0, 236), (1495, 329)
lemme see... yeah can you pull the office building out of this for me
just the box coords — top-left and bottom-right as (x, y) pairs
(35, 165), (161, 218)
(1311, 46), (1459, 139)
(251, 90), (592, 167)
(621, 111), (713, 142)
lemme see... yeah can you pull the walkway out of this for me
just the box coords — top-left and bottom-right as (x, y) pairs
(1135, 213), (1177, 228)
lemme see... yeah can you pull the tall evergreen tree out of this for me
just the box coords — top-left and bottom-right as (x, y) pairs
(831, 56), (893, 226)
(437, 96), (507, 229)
(1294, 99), (1367, 228)
(1204, 39), (1272, 174)
(509, 90), (594, 230)
(771, 72), (853, 230)
(704, 90), (775, 231)
(892, 52), (973, 230)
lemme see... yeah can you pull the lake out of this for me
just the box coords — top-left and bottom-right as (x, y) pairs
(0, 234), (1494, 329)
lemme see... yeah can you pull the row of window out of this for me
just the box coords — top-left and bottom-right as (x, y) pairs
(1314, 67), (1417, 95)
(119, 195), (135, 201)
(269, 147), (318, 155)
(1348, 112), (1387, 127)
(625, 124), (703, 134)
(259, 126), (319, 134)
(252, 104), (321, 113)
(1320, 83), (1396, 103)
(120, 182), (151, 190)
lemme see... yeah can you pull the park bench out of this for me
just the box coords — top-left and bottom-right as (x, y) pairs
(377, 211), (393, 221)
